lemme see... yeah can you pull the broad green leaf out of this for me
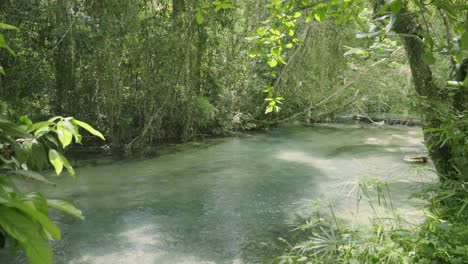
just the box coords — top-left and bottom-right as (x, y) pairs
(268, 59), (278, 67)
(30, 143), (49, 170)
(30, 121), (54, 134)
(292, 12), (302, 18)
(9, 170), (54, 185)
(47, 199), (84, 220)
(57, 152), (75, 178)
(44, 134), (59, 147)
(48, 150), (63, 176)
(0, 23), (18, 30)
(377, 0), (403, 15)
(56, 121), (73, 148)
(47, 116), (62, 122)
(18, 116), (32, 126)
(72, 119), (105, 140)
(0, 206), (36, 242)
(19, 239), (52, 264)
(34, 126), (51, 138)
(389, 0), (403, 14)
(196, 10), (204, 24)
(23, 193), (49, 216)
(63, 119), (80, 144)
(12, 201), (61, 240)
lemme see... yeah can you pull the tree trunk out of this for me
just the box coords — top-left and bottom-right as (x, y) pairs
(391, 8), (465, 180)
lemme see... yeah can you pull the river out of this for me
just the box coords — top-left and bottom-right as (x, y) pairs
(1, 125), (436, 264)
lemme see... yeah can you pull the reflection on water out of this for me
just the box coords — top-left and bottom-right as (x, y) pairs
(1, 125), (436, 264)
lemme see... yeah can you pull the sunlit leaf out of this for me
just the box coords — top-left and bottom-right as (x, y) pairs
(47, 200), (84, 220)
(48, 150), (63, 176)
(19, 239), (52, 264)
(196, 10), (204, 24)
(72, 120), (105, 140)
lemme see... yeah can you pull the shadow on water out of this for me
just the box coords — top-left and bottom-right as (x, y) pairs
(0, 125), (435, 264)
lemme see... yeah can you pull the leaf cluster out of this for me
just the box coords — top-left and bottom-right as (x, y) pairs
(0, 105), (104, 264)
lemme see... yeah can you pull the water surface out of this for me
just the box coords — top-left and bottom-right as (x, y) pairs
(1, 125), (436, 264)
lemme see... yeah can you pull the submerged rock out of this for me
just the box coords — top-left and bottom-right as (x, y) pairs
(403, 154), (428, 163)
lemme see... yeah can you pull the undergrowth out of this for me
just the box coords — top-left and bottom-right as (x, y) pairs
(277, 178), (468, 264)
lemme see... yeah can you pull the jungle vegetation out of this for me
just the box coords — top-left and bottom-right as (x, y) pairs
(0, 0), (467, 263)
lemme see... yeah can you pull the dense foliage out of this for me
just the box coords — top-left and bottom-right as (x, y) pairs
(1, 0), (467, 263)
(0, 20), (107, 264)
(277, 178), (468, 264)
(0, 0), (426, 154)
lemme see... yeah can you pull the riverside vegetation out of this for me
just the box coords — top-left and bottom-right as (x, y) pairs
(0, 0), (467, 263)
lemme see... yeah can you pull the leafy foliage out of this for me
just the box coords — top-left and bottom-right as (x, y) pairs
(0, 105), (104, 264)
(278, 177), (468, 264)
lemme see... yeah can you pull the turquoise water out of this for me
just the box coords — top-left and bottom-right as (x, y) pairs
(1, 125), (435, 264)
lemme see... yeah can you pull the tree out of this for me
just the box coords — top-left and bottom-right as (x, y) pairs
(247, 0), (467, 180)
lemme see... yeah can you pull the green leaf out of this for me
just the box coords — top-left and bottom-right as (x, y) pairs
(12, 201), (61, 240)
(292, 12), (302, 18)
(9, 170), (54, 185)
(268, 59), (278, 67)
(47, 116), (63, 122)
(47, 199), (84, 220)
(219, 3), (236, 10)
(57, 152), (75, 178)
(44, 134), (59, 147)
(0, 34), (16, 56)
(72, 119), (105, 140)
(19, 239), (52, 264)
(29, 143), (49, 170)
(377, 0), (403, 15)
(56, 121), (73, 148)
(30, 121), (53, 134)
(18, 116), (32, 126)
(313, 4), (327, 22)
(389, 0), (403, 14)
(0, 23), (18, 30)
(0, 206), (36, 242)
(48, 150), (63, 176)
(196, 10), (204, 24)
(23, 193), (49, 216)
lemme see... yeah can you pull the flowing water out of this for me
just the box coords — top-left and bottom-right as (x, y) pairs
(1, 125), (436, 264)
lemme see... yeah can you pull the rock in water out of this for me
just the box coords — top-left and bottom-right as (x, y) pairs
(403, 154), (428, 163)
